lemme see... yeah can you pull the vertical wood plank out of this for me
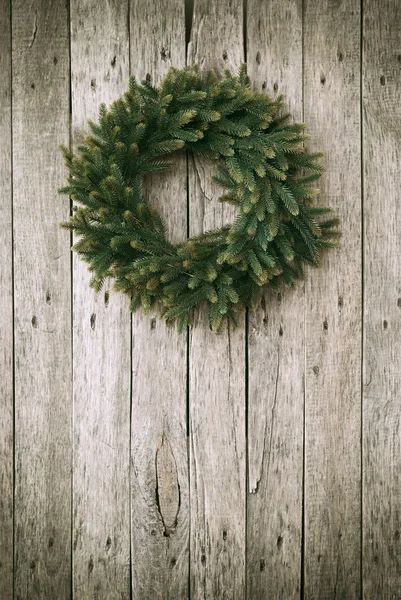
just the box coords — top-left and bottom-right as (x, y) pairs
(303, 0), (362, 597)
(12, 1), (71, 598)
(129, 2), (189, 598)
(70, 3), (131, 598)
(246, 1), (304, 597)
(187, 1), (246, 597)
(363, 1), (401, 596)
(0, 1), (13, 597)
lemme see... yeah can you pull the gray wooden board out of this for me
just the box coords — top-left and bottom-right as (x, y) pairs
(129, 2), (189, 598)
(187, 1), (246, 597)
(363, 0), (401, 596)
(303, 0), (362, 597)
(70, 1), (131, 598)
(246, 1), (304, 597)
(0, 0), (13, 597)
(12, 0), (71, 598)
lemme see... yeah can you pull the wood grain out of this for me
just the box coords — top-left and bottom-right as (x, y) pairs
(70, 2), (131, 598)
(12, 1), (71, 598)
(246, 1), (304, 597)
(129, 2), (189, 598)
(363, 1), (401, 596)
(187, 1), (246, 597)
(303, 0), (362, 597)
(0, 0), (13, 597)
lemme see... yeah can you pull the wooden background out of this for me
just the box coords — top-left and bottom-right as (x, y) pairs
(1, 0), (400, 598)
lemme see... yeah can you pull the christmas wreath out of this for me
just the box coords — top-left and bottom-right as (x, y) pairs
(60, 65), (339, 332)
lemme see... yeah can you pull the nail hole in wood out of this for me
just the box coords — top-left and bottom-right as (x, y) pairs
(313, 365), (319, 376)
(30, 560), (36, 570)
(32, 316), (38, 328)
(260, 558), (265, 572)
(277, 535), (283, 549)
(53, 56), (58, 65)
(90, 313), (96, 330)
(383, 319), (388, 329)
(111, 55), (116, 67)
(171, 557), (177, 566)
(380, 75), (386, 86)
(201, 554), (206, 565)
(48, 537), (54, 548)
(146, 73), (151, 83)
(279, 325), (283, 336)
(161, 47), (170, 61)
(320, 74), (326, 85)
(222, 529), (227, 541)
(90, 78), (96, 90)
(262, 81), (267, 90)
(338, 295), (343, 308)
(338, 51), (344, 62)
(88, 556), (94, 573)
(151, 318), (157, 330)
(31, 83), (35, 89)
(323, 318), (328, 331)
(222, 50), (228, 61)
(46, 291), (51, 304)
(273, 82), (278, 93)
(106, 536), (112, 550)
(256, 51), (261, 65)
(104, 291), (109, 306)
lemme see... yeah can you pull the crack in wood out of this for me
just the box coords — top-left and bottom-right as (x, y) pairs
(192, 155), (213, 231)
(227, 322), (241, 483)
(154, 433), (181, 537)
(28, 11), (38, 48)
(250, 349), (280, 493)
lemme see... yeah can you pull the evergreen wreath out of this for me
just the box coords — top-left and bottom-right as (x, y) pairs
(60, 65), (340, 333)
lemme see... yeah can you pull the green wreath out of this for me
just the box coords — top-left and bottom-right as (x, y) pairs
(60, 65), (339, 333)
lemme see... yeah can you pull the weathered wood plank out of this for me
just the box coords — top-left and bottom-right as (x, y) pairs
(362, 1), (401, 596)
(187, 1), (246, 597)
(12, 1), (71, 598)
(129, 2), (189, 598)
(70, 2), (131, 598)
(303, 0), (362, 597)
(246, 1), (304, 597)
(0, 1), (13, 597)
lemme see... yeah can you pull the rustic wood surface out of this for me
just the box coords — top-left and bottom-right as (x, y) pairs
(1, 0), (401, 598)
(303, 0), (362, 597)
(129, 1), (189, 598)
(12, 1), (72, 598)
(70, 2), (131, 599)
(246, 1), (304, 598)
(188, 1), (246, 598)
(0, 1), (13, 598)
(363, 0), (401, 597)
